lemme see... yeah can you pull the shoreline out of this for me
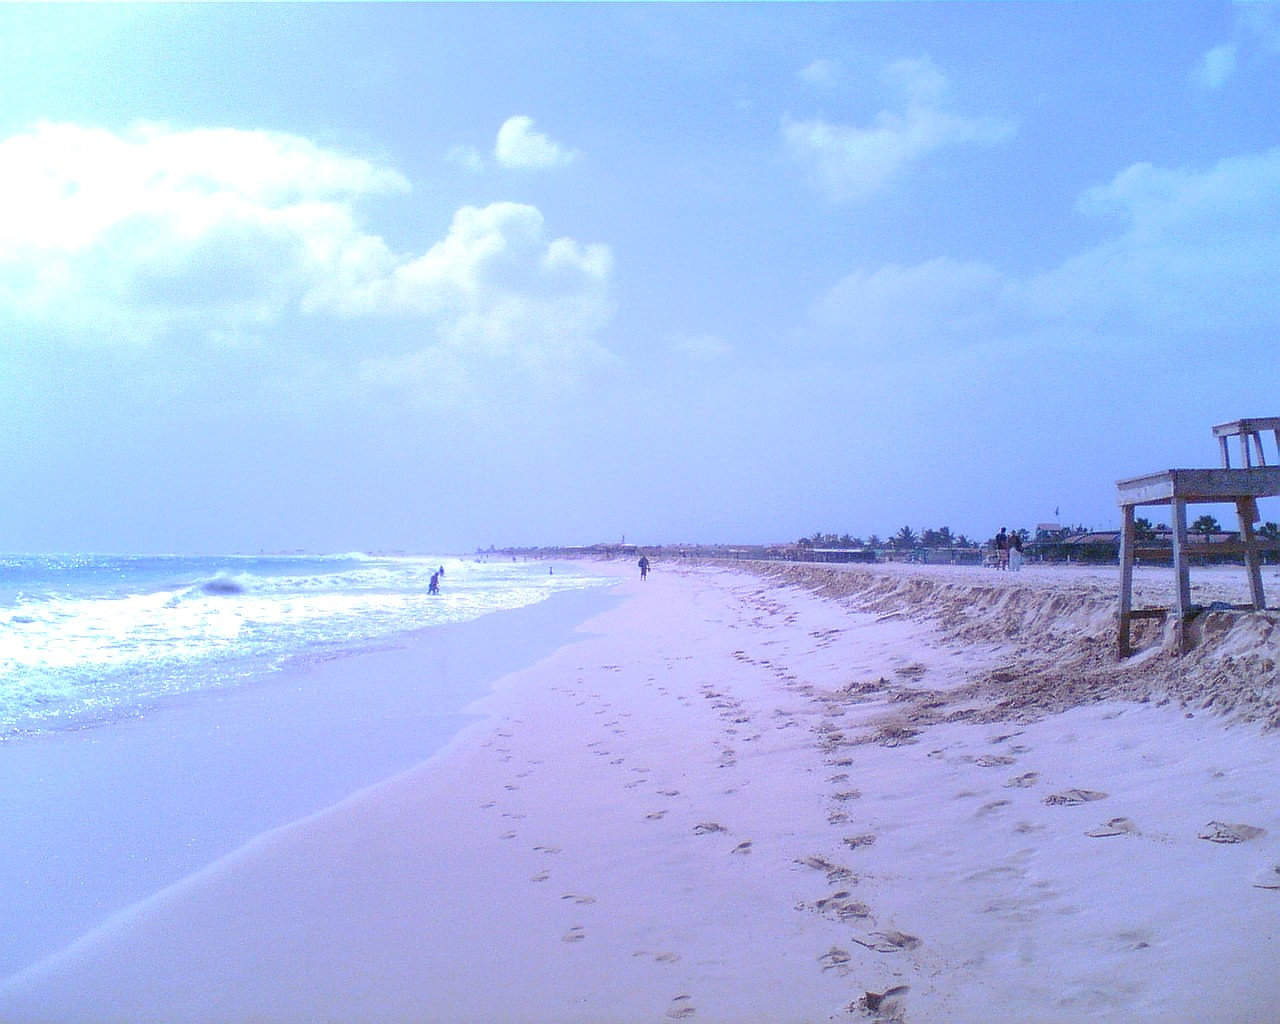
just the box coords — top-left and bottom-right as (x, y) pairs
(2, 561), (1277, 1022)
(0, 582), (620, 982)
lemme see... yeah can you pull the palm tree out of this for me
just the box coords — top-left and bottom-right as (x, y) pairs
(1190, 514), (1221, 538)
(892, 525), (918, 550)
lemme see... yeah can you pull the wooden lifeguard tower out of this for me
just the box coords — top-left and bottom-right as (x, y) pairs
(1116, 418), (1280, 657)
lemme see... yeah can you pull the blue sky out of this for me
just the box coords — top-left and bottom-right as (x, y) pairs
(2, 2), (1278, 553)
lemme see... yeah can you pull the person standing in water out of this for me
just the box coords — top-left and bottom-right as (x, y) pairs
(638, 555), (650, 580)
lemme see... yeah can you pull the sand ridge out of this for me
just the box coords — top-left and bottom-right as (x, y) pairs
(747, 559), (1280, 727)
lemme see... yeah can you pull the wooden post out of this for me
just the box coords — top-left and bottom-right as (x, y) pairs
(1171, 497), (1192, 653)
(1118, 503), (1136, 658)
(1238, 497), (1266, 610)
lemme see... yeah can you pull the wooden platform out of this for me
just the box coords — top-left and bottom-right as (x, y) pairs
(1213, 417), (1280, 469)
(1116, 466), (1280, 657)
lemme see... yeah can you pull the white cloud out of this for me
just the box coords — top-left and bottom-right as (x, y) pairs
(813, 258), (1006, 355)
(0, 122), (613, 385)
(445, 144), (486, 173)
(1019, 147), (1280, 333)
(881, 54), (947, 105)
(1192, 43), (1237, 89)
(1193, 5), (1280, 90)
(784, 106), (1013, 203)
(811, 148), (1280, 359)
(1239, 2), (1280, 53)
(0, 122), (406, 341)
(784, 56), (1014, 202)
(376, 202), (613, 359)
(797, 58), (840, 88)
(493, 115), (575, 170)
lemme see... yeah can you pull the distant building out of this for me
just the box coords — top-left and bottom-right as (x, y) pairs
(804, 547), (878, 563)
(1027, 527), (1280, 565)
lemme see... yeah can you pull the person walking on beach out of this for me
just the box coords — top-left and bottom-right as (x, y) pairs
(1009, 531), (1023, 572)
(995, 527), (1009, 570)
(638, 555), (650, 580)
(428, 571), (440, 595)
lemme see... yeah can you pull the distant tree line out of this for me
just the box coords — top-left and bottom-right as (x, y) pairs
(1134, 515), (1280, 542)
(797, 526), (996, 551)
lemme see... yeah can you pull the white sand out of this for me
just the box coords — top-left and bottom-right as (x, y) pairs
(1, 560), (1277, 1023)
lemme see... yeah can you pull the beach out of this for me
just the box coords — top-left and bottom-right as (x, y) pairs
(2, 559), (1278, 1022)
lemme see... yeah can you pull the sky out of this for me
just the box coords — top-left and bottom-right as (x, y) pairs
(1, 2), (1278, 554)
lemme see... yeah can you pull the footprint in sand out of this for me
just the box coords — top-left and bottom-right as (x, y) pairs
(810, 891), (871, 922)
(530, 870), (550, 882)
(1086, 817), (1139, 838)
(731, 840), (753, 855)
(843, 833), (877, 850)
(666, 994), (696, 1019)
(1043, 788), (1108, 806)
(818, 947), (853, 975)
(796, 854), (856, 883)
(694, 822), (728, 835)
(645, 810), (668, 821)
(561, 893), (597, 905)
(1004, 771), (1040, 788)
(860, 986), (910, 1016)
(632, 950), (682, 964)
(854, 930), (921, 953)
(1252, 864), (1280, 889)
(534, 845), (562, 854)
(1104, 929), (1152, 952)
(562, 926), (586, 943)
(1198, 821), (1267, 843)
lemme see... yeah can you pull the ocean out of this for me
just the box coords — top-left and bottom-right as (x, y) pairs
(0, 552), (612, 738)
(1, 552), (618, 979)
